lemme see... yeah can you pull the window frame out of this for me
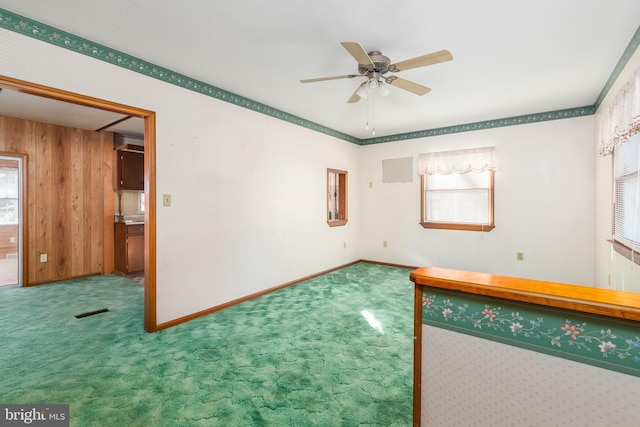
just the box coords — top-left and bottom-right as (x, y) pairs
(327, 168), (348, 227)
(611, 134), (640, 265)
(420, 170), (495, 232)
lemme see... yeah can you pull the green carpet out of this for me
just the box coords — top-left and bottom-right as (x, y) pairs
(0, 262), (414, 426)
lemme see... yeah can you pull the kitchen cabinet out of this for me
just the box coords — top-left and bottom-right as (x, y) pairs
(114, 223), (144, 274)
(116, 149), (144, 190)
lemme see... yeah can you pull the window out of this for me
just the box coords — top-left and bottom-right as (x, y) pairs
(613, 134), (640, 259)
(327, 169), (348, 227)
(139, 192), (145, 213)
(0, 166), (19, 225)
(419, 147), (496, 231)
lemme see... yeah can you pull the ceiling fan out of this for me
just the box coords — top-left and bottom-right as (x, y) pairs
(300, 42), (453, 103)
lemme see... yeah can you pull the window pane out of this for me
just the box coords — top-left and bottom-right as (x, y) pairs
(0, 199), (18, 225)
(0, 167), (19, 225)
(139, 192), (145, 213)
(427, 189), (489, 223)
(328, 172), (338, 220)
(614, 175), (640, 245)
(428, 172), (489, 190)
(425, 170), (492, 226)
(614, 135), (640, 248)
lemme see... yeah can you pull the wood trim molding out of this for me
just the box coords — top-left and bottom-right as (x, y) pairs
(419, 222), (496, 232)
(359, 259), (419, 270)
(0, 74), (158, 332)
(0, 75), (154, 117)
(0, 151), (28, 287)
(327, 168), (348, 227)
(144, 113), (157, 332)
(19, 152), (28, 287)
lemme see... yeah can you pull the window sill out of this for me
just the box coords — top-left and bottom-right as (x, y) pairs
(328, 220), (348, 227)
(420, 222), (495, 232)
(608, 239), (640, 267)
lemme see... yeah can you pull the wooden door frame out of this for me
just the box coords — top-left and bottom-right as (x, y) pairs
(0, 75), (158, 332)
(0, 152), (27, 287)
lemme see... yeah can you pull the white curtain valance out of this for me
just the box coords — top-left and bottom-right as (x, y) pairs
(418, 146), (497, 175)
(598, 66), (640, 156)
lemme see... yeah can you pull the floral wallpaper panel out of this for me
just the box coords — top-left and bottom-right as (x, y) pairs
(421, 287), (640, 377)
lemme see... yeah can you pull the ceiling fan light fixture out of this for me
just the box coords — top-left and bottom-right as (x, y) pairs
(378, 82), (390, 98)
(366, 78), (379, 93)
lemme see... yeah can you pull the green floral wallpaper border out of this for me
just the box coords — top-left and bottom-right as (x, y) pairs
(0, 8), (359, 145)
(594, 23), (640, 110)
(359, 106), (595, 145)
(421, 287), (640, 378)
(0, 8), (638, 146)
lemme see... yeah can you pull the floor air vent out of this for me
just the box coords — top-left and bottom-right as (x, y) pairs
(75, 308), (109, 319)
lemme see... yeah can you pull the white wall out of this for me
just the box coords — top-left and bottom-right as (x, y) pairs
(594, 48), (640, 292)
(360, 116), (596, 286)
(0, 29), (362, 324)
(2, 20), (630, 324)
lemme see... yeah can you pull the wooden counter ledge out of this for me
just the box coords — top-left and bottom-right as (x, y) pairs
(410, 266), (640, 321)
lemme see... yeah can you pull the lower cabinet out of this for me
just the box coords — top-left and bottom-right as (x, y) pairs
(114, 223), (144, 274)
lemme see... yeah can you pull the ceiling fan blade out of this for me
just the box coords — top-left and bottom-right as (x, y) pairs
(388, 49), (453, 72)
(340, 42), (375, 67)
(347, 82), (365, 103)
(384, 76), (431, 96)
(300, 74), (361, 83)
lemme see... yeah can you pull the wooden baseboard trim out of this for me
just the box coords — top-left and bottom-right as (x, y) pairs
(359, 259), (419, 270)
(24, 272), (102, 287)
(155, 260), (362, 331)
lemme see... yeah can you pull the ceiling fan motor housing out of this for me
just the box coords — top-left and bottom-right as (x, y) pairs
(358, 50), (390, 75)
(300, 42), (452, 102)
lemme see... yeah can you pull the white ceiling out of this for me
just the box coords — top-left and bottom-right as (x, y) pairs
(0, 88), (144, 136)
(0, 0), (639, 141)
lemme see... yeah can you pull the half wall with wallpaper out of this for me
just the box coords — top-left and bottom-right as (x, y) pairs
(411, 267), (640, 426)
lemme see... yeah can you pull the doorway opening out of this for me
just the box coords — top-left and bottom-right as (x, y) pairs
(0, 75), (158, 332)
(0, 155), (24, 287)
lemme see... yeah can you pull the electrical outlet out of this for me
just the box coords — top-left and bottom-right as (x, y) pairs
(516, 252), (524, 261)
(383, 241), (388, 248)
(40, 253), (48, 263)
(369, 182), (373, 189)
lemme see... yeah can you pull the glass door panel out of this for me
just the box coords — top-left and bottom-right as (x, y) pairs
(0, 157), (21, 287)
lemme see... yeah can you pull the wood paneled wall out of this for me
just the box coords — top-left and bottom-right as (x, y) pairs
(0, 115), (114, 285)
(0, 225), (19, 258)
